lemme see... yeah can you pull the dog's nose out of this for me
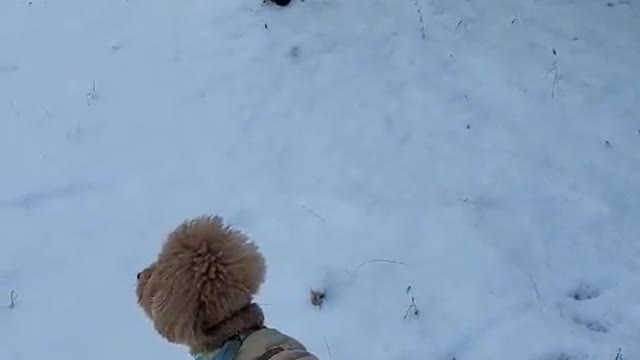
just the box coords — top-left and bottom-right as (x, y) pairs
(136, 272), (142, 279)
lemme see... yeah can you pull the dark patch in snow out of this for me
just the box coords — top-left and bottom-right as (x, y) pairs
(532, 351), (588, 360)
(0, 182), (99, 210)
(607, 1), (630, 6)
(0, 64), (19, 73)
(569, 282), (601, 301)
(585, 321), (608, 333)
(288, 46), (301, 60)
(573, 315), (609, 333)
(110, 43), (124, 52)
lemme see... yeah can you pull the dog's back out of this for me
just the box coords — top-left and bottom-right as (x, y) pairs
(237, 328), (318, 360)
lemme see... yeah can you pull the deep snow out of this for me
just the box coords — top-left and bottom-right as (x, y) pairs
(1, 0), (639, 359)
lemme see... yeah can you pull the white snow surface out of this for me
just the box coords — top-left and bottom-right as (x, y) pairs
(1, 0), (639, 359)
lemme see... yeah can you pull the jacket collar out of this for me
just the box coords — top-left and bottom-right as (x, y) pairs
(189, 303), (265, 355)
(193, 337), (243, 360)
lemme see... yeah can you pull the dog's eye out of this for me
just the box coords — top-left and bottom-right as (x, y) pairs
(136, 272), (142, 280)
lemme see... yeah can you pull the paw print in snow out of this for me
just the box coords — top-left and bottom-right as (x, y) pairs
(568, 282), (601, 301)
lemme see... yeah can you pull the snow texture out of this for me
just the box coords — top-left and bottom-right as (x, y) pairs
(1, 0), (639, 359)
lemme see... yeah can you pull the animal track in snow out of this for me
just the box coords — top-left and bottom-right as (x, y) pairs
(532, 351), (588, 360)
(572, 315), (609, 333)
(568, 282), (602, 301)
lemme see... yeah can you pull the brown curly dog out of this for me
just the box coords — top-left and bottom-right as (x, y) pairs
(136, 215), (318, 360)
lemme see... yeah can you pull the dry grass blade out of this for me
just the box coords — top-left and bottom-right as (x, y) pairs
(355, 259), (407, 271)
(324, 338), (332, 359)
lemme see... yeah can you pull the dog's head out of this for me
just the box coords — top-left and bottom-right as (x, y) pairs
(136, 215), (266, 348)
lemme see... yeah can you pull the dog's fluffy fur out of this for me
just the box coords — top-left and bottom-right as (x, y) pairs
(136, 215), (267, 353)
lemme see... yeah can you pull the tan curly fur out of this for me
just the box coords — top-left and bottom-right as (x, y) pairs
(136, 215), (266, 352)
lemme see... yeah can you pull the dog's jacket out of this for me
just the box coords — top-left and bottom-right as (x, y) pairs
(194, 328), (318, 360)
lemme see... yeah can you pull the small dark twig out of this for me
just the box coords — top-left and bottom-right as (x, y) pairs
(547, 48), (561, 98)
(526, 273), (542, 303)
(87, 80), (98, 105)
(299, 204), (326, 224)
(323, 338), (332, 359)
(7, 290), (17, 309)
(412, 0), (426, 39)
(404, 286), (420, 319)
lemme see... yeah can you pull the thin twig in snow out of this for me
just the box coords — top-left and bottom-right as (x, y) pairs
(547, 48), (561, 98)
(355, 258), (407, 271)
(87, 80), (98, 105)
(526, 273), (542, 303)
(7, 290), (17, 309)
(338, 258), (408, 289)
(299, 204), (326, 224)
(412, 0), (426, 39)
(404, 285), (420, 319)
(323, 338), (332, 359)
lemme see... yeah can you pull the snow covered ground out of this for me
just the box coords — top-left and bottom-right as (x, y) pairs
(1, 0), (639, 359)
